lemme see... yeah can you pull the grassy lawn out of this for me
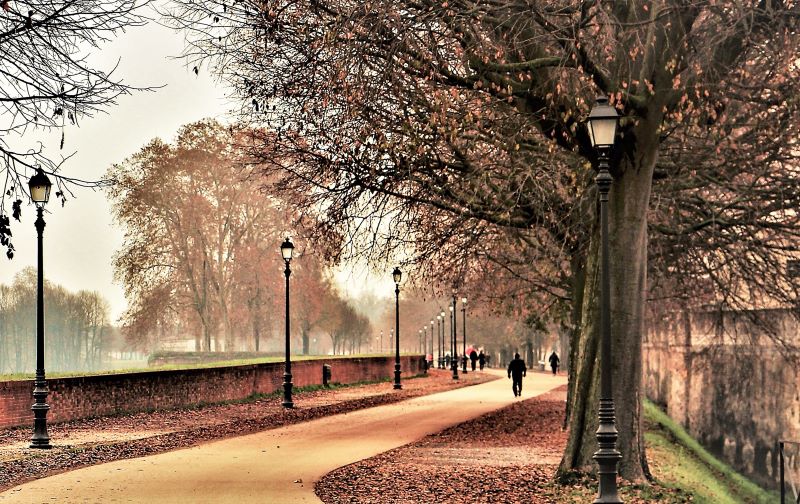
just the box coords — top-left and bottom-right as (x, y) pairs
(0, 353), (405, 381)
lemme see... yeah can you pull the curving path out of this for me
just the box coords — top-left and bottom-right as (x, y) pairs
(0, 370), (566, 504)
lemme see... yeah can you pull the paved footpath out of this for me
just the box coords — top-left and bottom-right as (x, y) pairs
(0, 370), (566, 504)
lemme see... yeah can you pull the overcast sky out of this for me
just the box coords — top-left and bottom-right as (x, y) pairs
(0, 14), (396, 321)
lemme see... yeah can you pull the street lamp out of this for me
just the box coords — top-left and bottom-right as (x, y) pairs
(392, 266), (402, 390)
(280, 237), (295, 408)
(440, 310), (446, 369)
(29, 168), (52, 449)
(461, 297), (468, 373)
(430, 319), (435, 368)
(586, 94), (621, 503)
(435, 315), (442, 368)
(450, 300), (458, 380)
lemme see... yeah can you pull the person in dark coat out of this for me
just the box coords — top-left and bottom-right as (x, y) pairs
(507, 353), (527, 397)
(445, 353), (451, 367)
(478, 351), (486, 371)
(549, 352), (560, 375)
(469, 349), (478, 371)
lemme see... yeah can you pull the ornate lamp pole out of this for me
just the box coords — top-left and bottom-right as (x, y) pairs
(450, 301), (458, 380)
(435, 315), (441, 368)
(392, 267), (402, 389)
(28, 168), (52, 449)
(586, 94), (622, 503)
(280, 237), (295, 408)
(430, 319), (435, 367)
(461, 297), (468, 373)
(439, 311), (445, 368)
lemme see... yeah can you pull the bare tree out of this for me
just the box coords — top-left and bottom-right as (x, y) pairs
(0, 0), (152, 258)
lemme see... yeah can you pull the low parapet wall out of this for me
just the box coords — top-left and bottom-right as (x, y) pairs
(0, 355), (425, 429)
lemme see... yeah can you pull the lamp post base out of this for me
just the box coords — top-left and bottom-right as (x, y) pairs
(282, 373), (294, 408)
(593, 398), (622, 503)
(451, 360), (459, 380)
(30, 381), (51, 449)
(393, 364), (402, 389)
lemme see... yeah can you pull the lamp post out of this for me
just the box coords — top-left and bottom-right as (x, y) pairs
(436, 315), (442, 368)
(439, 312), (445, 368)
(392, 267), (402, 390)
(430, 319), (435, 367)
(461, 297), (468, 373)
(450, 301), (458, 380)
(440, 310), (446, 368)
(280, 237), (294, 408)
(29, 168), (52, 449)
(586, 94), (622, 503)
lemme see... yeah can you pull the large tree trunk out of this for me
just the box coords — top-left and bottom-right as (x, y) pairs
(559, 127), (658, 482)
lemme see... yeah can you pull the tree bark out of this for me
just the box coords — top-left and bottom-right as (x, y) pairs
(559, 126), (658, 482)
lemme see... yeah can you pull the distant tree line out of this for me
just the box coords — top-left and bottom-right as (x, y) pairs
(0, 268), (111, 374)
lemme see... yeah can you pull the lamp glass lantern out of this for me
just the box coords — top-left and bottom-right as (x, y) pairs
(461, 297), (467, 306)
(586, 95), (619, 149)
(392, 267), (402, 284)
(280, 237), (294, 261)
(28, 169), (52, 205)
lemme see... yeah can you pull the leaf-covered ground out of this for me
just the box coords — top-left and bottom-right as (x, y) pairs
(0, 368), (492, 491)
(316, 386), (693, 503)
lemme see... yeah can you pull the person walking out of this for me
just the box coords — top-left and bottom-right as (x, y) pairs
(478, 351), (486, 371)
(469, 349), (478, 371)
(445, 353), (451, 367)
(549, 351), (560, 375)
(507, 353), (527, 397)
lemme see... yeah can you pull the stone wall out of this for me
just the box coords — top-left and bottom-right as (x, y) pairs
(644, 309), (800, 489)
(0, 355), (425, 429)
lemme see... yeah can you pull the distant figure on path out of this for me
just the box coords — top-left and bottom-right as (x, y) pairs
(549, 352), (560, 375)
(469, 349), (478, 371)
(445, 353), (451, 367)
(507, 353), (527, 397)
(478, 351), (486, 371)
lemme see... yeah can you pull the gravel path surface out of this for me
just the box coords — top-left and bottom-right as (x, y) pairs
(0, 368), (492, 492)
(316, 383), (569, 504)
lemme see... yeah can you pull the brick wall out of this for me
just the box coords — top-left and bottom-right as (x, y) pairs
(0, 355), (425, 429)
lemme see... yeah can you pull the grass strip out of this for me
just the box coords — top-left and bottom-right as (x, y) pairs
(644, 399), (775, 503)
